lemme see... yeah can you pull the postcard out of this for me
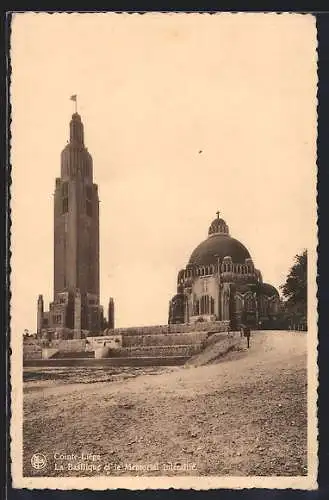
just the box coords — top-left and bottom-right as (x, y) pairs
(10, 12), (318, 490)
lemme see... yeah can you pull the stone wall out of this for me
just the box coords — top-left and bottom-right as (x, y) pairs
(24, 339), (87, 358)
(122, 332), (208, 347)
(114, 344), (203, 358)
(86, 335), (122, 352)
(23, 343), (42, 360)
(105, 320), (229, 337)
(23, 321), (230, 362)
(50, 339), (86, 352)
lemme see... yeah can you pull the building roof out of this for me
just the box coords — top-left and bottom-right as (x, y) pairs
(208, 217), (229, 236)
(187, 214), (251, 266)
(189, 233), (251, 266)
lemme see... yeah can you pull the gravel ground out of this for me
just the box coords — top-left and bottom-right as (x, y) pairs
(23, 331), (307, 477)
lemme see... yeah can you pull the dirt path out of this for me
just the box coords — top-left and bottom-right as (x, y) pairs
(23, 331), (307, 477)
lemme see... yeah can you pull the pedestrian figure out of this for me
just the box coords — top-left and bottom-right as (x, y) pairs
(240, 325), (244, 338)
(244, 326), (251, 348)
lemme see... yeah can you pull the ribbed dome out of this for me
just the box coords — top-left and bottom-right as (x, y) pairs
(208, 217), (229, 236)
(189, 234), (251, 266)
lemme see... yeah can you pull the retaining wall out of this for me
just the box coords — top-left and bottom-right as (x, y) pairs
(23, 343), (42, 360)
(52, 351), (94, 359)
(86, 335), (122, 351)
(23, 321), (229, 361)
(49, 339), (86, 352)
(23, 356), (189, 367)
(115, 344), (202, 358)
(106, 320), (229, 337)
(122, 332), (208, 347)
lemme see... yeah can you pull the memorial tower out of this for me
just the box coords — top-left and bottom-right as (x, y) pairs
(37, 98), (114, 337)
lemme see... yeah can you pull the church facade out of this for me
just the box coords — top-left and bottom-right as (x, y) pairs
(37, 111), (114, 338)
(168, 214), (281, 330)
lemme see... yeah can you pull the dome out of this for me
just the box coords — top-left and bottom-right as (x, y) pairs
(208, 217), (229, 236)
(188, 213), (252, 266)
(261, 283), (279, 297)
(189, 234), (251, 266)
(171, 293), (184, 301)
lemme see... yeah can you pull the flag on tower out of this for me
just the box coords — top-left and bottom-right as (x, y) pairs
(70, 95), (77, 101)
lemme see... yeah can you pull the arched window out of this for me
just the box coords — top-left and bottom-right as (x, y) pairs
(193, 299), (200, 316)
(245, 294), (254, 312)
(235, 295), (243, 313)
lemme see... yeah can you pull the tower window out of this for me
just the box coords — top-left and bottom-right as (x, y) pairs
(61, 182), (69, 197)
(53, 314), (62, 324)
(86, 185), (92, 200)
(86, 200), (92, 217)
(62, 198), (68, 214)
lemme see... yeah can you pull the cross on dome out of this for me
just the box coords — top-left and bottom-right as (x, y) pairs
(208, 212), (229, 237)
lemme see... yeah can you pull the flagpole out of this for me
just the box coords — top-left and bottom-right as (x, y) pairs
(70, 95), (78, 113)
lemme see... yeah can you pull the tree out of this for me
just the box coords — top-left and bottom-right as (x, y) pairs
(280, 250), (307, 330)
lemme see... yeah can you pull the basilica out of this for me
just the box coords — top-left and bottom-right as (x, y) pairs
(168, 214), (281, 329)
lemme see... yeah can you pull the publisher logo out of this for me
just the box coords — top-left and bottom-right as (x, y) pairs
(31, 453), (47, 470)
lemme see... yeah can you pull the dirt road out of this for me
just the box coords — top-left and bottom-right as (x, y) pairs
(23, 331), (307, 477)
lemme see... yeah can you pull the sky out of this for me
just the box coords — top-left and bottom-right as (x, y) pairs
(10, 13), (317, 334)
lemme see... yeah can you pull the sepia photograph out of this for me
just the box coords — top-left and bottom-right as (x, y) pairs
(10, 12), (317, 490)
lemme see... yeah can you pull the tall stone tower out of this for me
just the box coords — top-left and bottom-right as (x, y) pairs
(54, 112), (99, 301)
(37, 110), (109, 338)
